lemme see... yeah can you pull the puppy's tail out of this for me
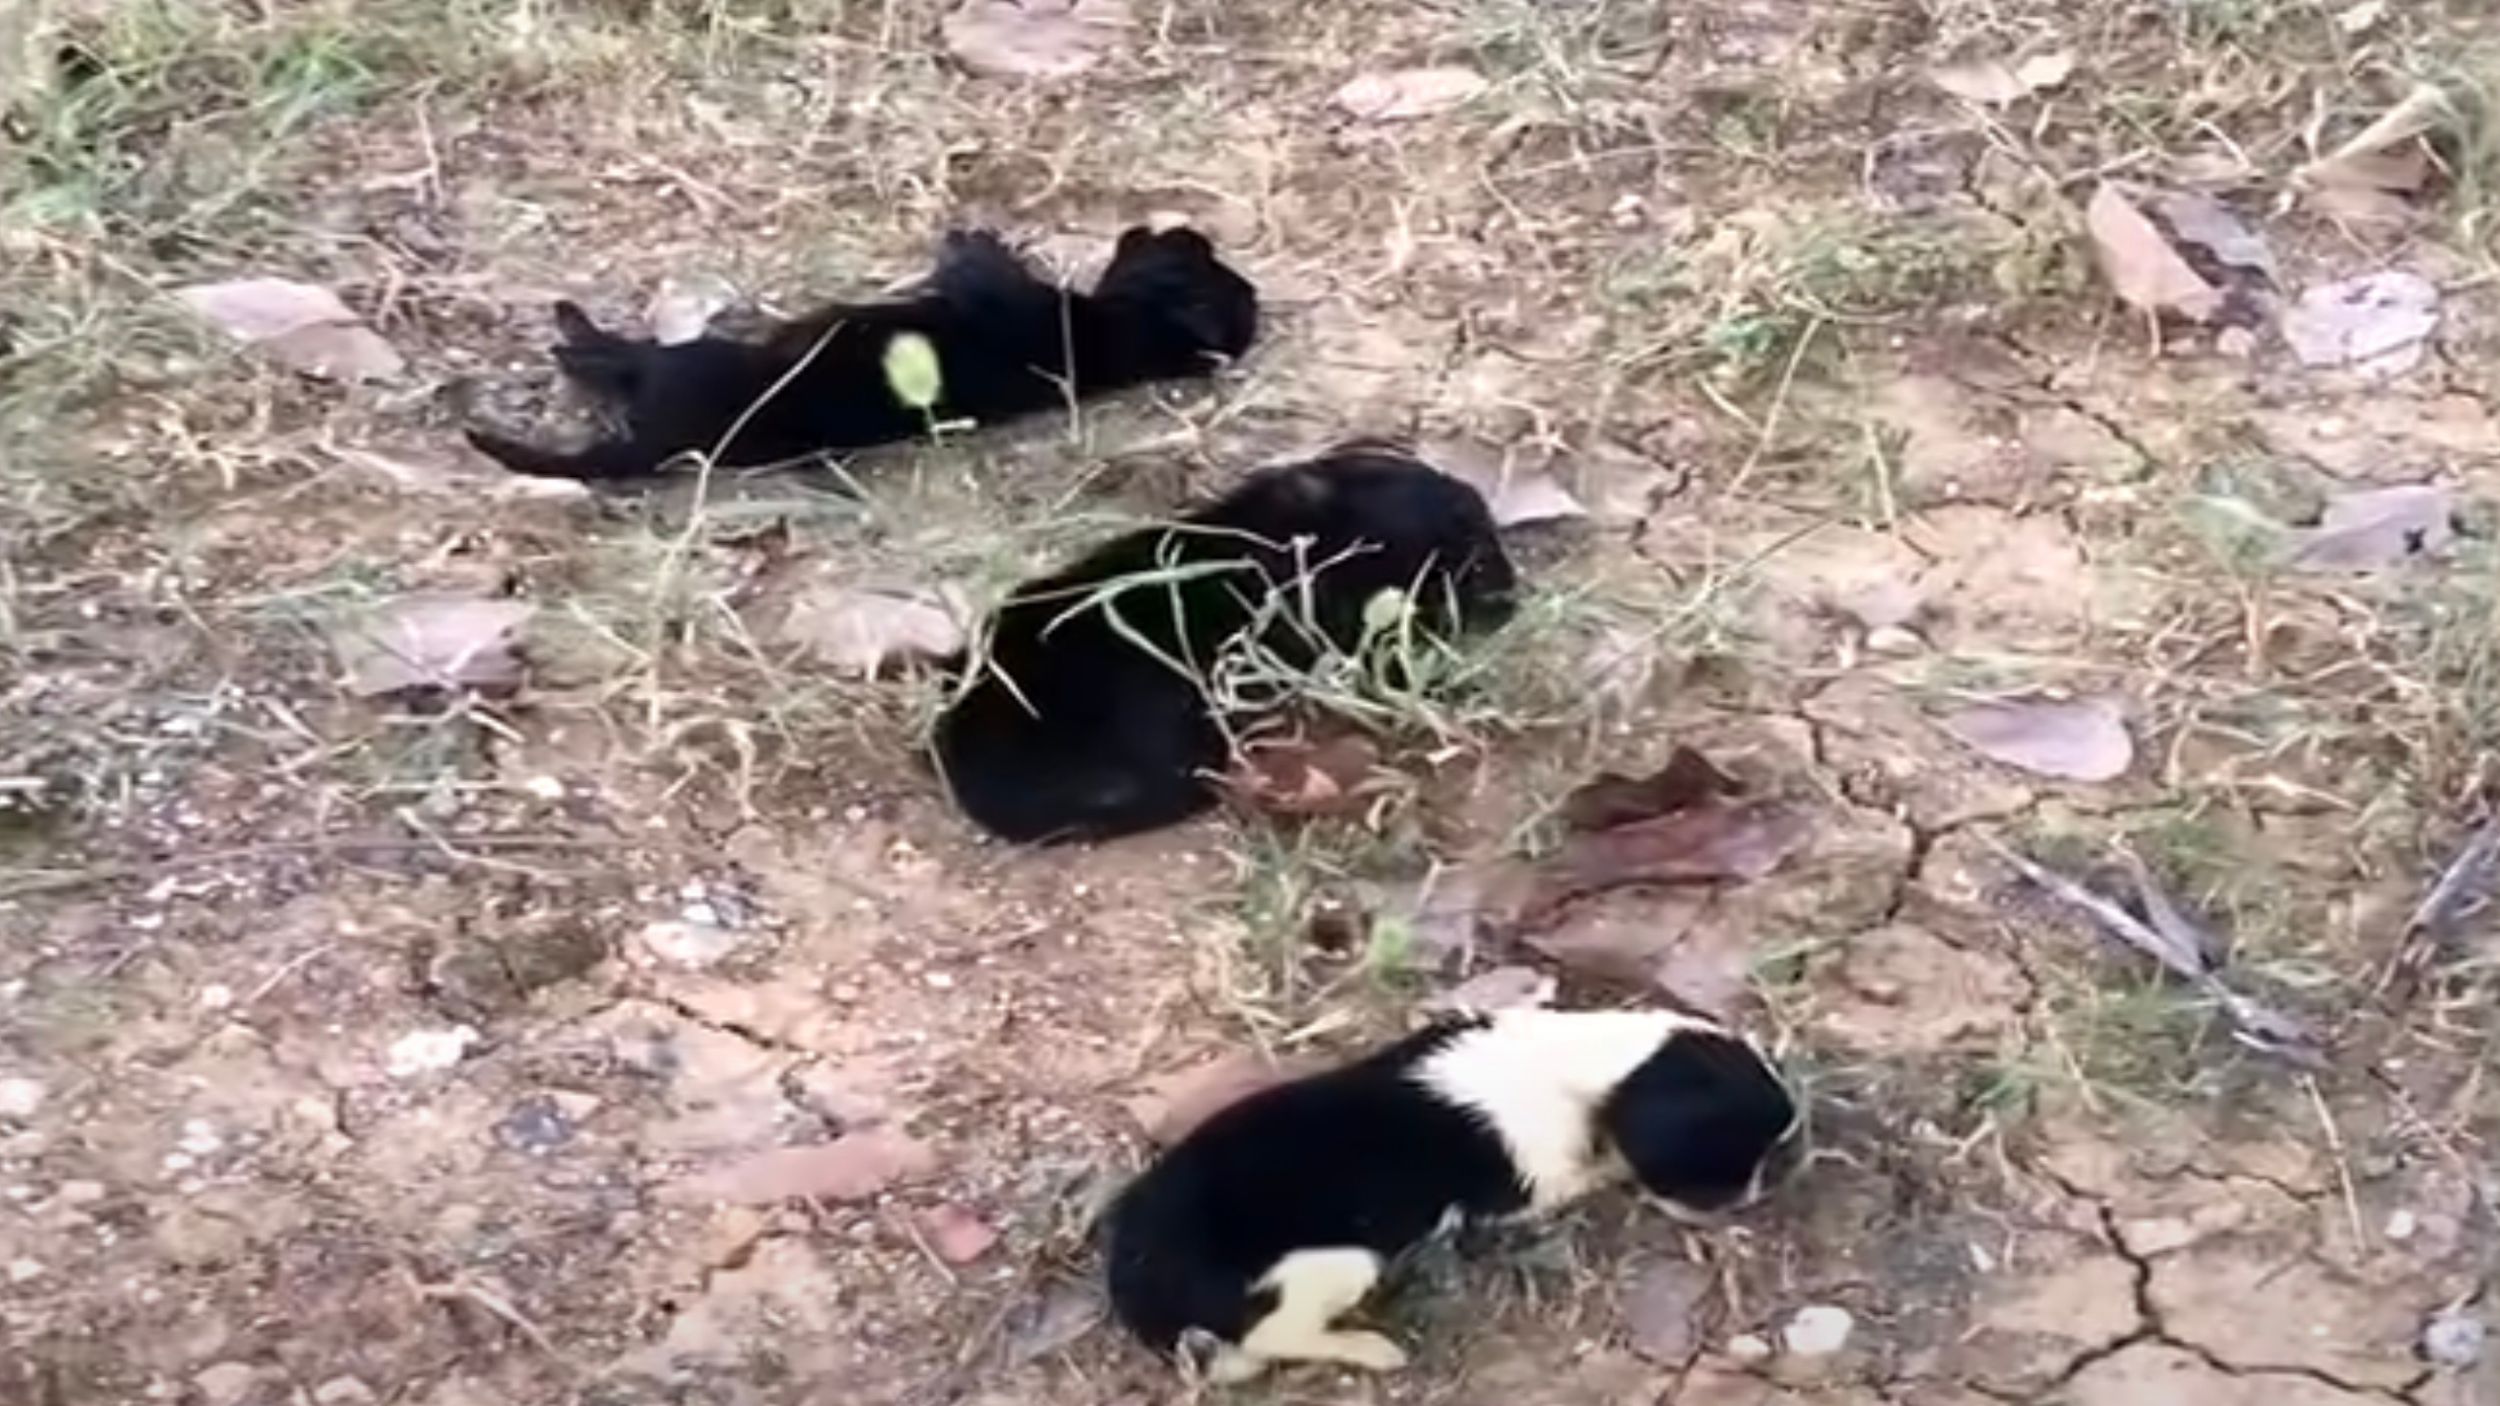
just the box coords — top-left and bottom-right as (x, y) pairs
(464, 428), (659, 483)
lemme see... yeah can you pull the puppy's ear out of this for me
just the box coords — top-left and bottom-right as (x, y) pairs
(1112, 225), (1157, 260)
(552, 300), (607, 346)
(1599, 1028), (1797, 1217)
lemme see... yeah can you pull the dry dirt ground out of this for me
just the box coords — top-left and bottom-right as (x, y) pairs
(6, 2), (2500, 1405)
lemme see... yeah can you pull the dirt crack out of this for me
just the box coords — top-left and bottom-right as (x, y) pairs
(2021, 1162), (2424, 1403)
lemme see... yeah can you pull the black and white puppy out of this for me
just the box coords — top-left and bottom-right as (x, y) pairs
(465, 225), (1258, 481)
(930, 444), (1517, 844)
(1103, 1010), (1801, 1383)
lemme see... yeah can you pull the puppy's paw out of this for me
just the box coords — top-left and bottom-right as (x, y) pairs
(1320, 1330), (1410, 1373)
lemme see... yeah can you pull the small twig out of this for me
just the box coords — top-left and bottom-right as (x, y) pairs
(242, 943), (335, 1007)
(2303, 1075), (2368, 1253)
(1720, 314), (1825, 502)
(408, 1270), (576, 1373)
(1976, 832), (2325, 1068)
(2394, 813), (2500, 978)
(889, 1207), (959, 1286)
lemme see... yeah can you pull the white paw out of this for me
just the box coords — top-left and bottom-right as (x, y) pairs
(1329, 1330), (1411, 1373)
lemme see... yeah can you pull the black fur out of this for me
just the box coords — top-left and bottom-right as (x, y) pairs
(1103, 1020), (1522, 1359)
(1101, 1013), (1800, 1371)
(1602, 1022), (1803, 1214)
(464, 226), (1258, 481)
(930, 445), (1518, 844)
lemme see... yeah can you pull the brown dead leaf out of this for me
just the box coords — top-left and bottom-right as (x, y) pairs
(1928, 50), (2073, 105)
(1223, 728), (1383, 818)
(1560, 745), (1742, 832)
(1519, 801), (1812, 926)
(1523, 891), (1754, 1016)
(670, 1129), (938, 1205)
(776, 582), (967, 676)
(1332, 66), (1488, 121)
(2282, 484), (2454, 570)
(175, 277), (405, 382)
(1939, 696), (2133, 782)
(336, 596), (535, 698)
(2280, 272), (2439, 376)
(1125, 1051), (1310, 1146)
(2085, 184), (2223, 322)
(941, 0), (1129, 79)
(914, 1204), (999, 1264)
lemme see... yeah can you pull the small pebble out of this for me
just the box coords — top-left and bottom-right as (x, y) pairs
(1727, 1333), (1774, 1363)
(2385, 1209), (2418, 1242)
(385, 1026), (479, 1078)
(523, 775), (566, 800)
(634, 920), (746, 970)
(197, 984), (234, 1010)
(313, 1378), (378, 1406)
(0, 1076), (44, 1120)
(1781, 1304), (1854, 1357)
(7, 1258), (43, 1283)
(2422, 1308), (2485, 1367)
(193, 1362), (259, 1406)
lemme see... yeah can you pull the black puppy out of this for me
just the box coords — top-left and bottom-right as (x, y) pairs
(465, 226), (1258, 481)
(1104, 1010), (1802, 1382)
(930, 445), (1517, 843)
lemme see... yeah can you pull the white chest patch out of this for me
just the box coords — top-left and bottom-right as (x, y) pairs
(1409, 1010), (1706, 1210)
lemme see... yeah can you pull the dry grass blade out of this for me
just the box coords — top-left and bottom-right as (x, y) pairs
(1975, 834), (2323, 1067)
(1979, 833), (2202, 981)
(2399, 815), (2500, 965)
(2302, 83), (2455, 186)
(2121, 848), (2227, 969)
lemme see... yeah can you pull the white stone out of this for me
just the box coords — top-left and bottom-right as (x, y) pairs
(1727, 1333), (1774, 1363)
(633, 920), (745, 970)
(2423, 1308), (2485, 1367)
(1780, 1304), (1854, 1357)
(0, 1076), (44, 1119)
(193, 1362), (259, 1406)
(384, 1025), (479, 1078)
